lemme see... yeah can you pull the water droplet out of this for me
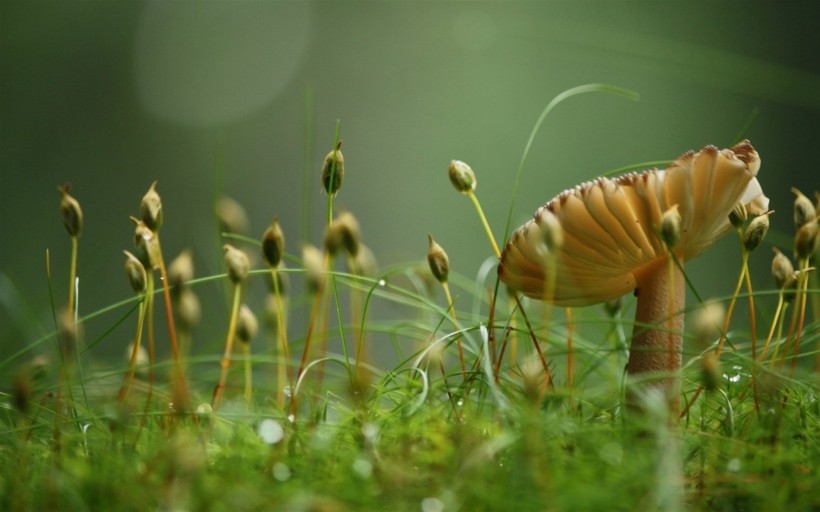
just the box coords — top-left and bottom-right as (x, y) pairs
(258, 418), (284, 445)
(727, 458), (741, 472)
(421, 497), (444, 512)
(362, 422), (379, 440)
(272, 462), (291, 481)
(378, 279), (386, 287)
(287, 414), (295, 423)
(352, 458), (372, 478)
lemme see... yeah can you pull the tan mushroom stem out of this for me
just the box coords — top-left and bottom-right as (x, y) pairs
(627, 257), (684, 414)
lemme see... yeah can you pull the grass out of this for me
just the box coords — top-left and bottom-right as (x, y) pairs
(1, 86), (819, 511)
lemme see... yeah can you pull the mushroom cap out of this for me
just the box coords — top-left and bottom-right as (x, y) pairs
(498, 140), (769, 306)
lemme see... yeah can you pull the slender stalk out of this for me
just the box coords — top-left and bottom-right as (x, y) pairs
(566, 307), (574, 407)
(155, 236), (190, 411)
(467, 190), (501, 259)
(212, 282), (242, 409)
(742, 263), (760, 412)
(289, 254), (329, 415)
(242, 343), (252, 406)
(759, 292), (785, 362)
(68, 236), (78, 313)
(270, 271), (291, 408)
(118, 297), (146, 405)
(134, 273), (155, 446)
(441, 281), (466, 378)
(788, 260), (811, 378)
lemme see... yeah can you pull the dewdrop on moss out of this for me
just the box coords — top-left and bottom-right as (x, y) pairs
(123, 250), (147, 294)
(321, 140), (345, 195)
(262, 218), (285, 268)
(139, 181), (163, 232)
(791, 187), (816, 228)
(223, 244), (250, 284)
(448, 160), (476, 194)
(57, 184), (83, 237)
(426, 234), (450, 284)
(236, 304), (258, 344)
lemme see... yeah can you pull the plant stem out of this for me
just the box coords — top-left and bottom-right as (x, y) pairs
(627, 256), (684, 415)
(118, 297), (146, 405)
(213, 282), (242, 409)
(467, 190), (500, 258)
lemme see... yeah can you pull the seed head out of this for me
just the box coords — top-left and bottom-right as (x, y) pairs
(168, 249), (195, 293)
(176, 288), (201, 331)
(123, 250), (147, 294)
(426, 234), (450, 284)
(692, 300), (725, 348)
(353, 243), (378, 277)
(236, 304), (258, 344)
(701, 354), (721, 392)
(139, 181), (163, 232)
(448, 160), (476, 194)
(771, 248), (794, 290)
(743, 212), (771, 252)
(321, 140), (345, 196)
(660, 204), (682, 249)
(216, 196), (250, 235)
(262, 218), (286, 268)
(728, 202), (748, 229)
(302, 244), (325, 295)
(57, 184), (83, 237)
(792, 187), (816, 228)
(324, 211), (361, 257)
(223, 244), (250, 284)
(132, 217), (160, 270)
(794, 222), (819, 260)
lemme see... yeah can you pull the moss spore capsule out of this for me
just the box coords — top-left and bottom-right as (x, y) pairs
(660, 204), (682, 249)
(168, 249), (194, 293)
(794, 222), (819, 260)
(426, 234), (450, 284)
(792, 187), (816, 228)
(771, 248), (794, 290)
(123, 250), (147, 294)
(728, 202), (748, 229)
(223, 244), (250, 284)
(140, 181), (163, 231)
(448, 160), (476, 194)
(321, 140), (345, 195)
(58, 184), (83, 237)
(743, 212), (771, 252)
(262, 218), (286, 268)
(236, 304), (258, 344)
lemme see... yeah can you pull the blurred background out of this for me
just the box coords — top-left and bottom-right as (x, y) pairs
(2, 1), (819, 365)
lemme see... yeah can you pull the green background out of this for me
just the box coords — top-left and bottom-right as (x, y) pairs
(2, 1), (818, 361)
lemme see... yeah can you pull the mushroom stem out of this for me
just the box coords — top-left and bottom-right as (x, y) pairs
(627, 256), (684, 415)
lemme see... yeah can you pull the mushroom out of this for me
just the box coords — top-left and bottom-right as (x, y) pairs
(498, 140), (768, 414)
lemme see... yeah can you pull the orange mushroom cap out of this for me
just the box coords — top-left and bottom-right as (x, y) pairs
(498, 140), (769, 306)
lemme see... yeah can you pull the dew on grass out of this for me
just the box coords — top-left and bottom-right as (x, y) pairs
(352, 458), (372, 479)
(723, 365), (744, 383)
(421, 496), (444, 512)
(362, 422), (379, 441)
(378, 279), (386, 287)
(287, 414), (295, 423)
(258, 419), (284, 445)
(727, 458), (742, 472)
(272, 462), (291, 482)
